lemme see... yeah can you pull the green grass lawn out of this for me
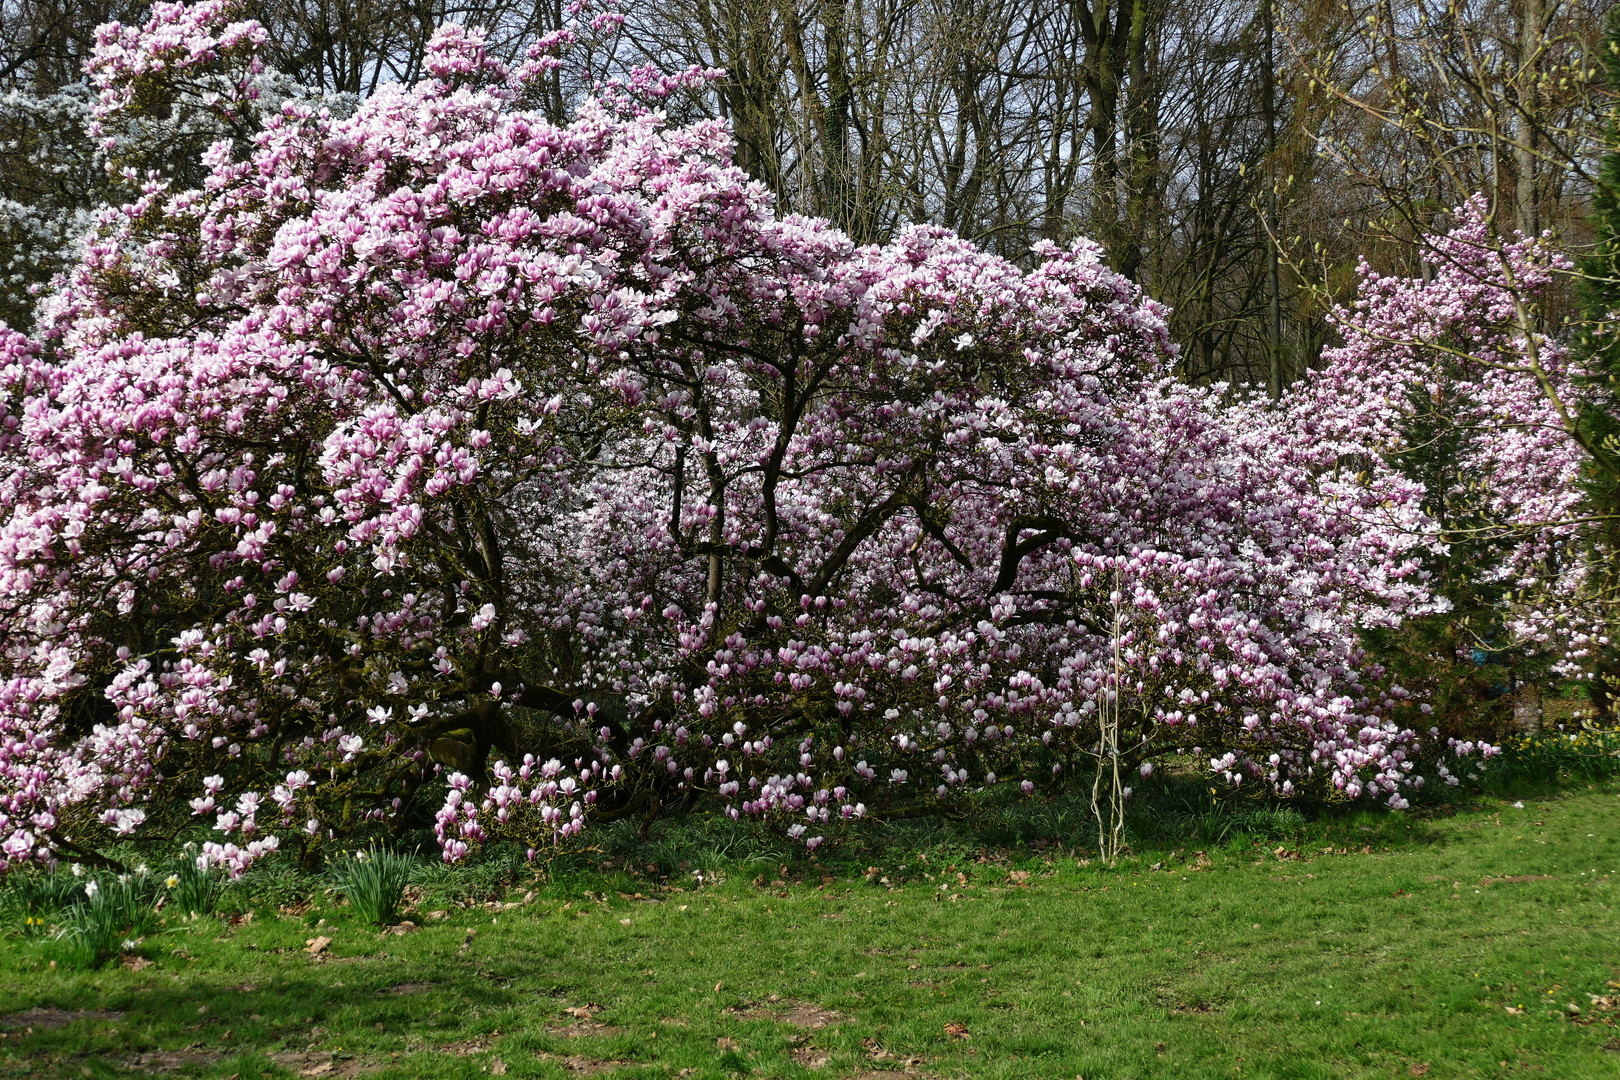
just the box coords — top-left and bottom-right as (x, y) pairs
(3, 788), (1619, 1080)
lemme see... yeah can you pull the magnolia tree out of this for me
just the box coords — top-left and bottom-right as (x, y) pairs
(0, 2), (1481, 874)
(0, 1), (343, 330)
(1287, 200), (1603, 729)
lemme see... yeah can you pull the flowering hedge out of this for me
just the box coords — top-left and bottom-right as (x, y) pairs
(0, 3), (1497, 873)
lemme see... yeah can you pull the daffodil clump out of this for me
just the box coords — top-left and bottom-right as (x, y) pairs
(1485, 726), (1620, 786)
(55, 867), (158, 967)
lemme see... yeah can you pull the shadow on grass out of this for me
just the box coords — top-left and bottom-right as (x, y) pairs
(0, 950), (585, 1079)
(506, 768), (1477, 893)
(7, 754), (1600, 942)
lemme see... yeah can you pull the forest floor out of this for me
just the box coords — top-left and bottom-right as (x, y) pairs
(2, 786), (1618, 1080)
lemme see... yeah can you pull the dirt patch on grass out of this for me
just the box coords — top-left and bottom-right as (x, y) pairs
(861, 1038), (926, 1071)
(791, 1045), (831, 1068)
(549, 1005), (623, 1039)
(535, 1049), (634, 1074)
(267, 1050), (373, 1077)
(736, 999), (846, 1029)
(439, 1039), (491, 1055)
(0, 1008), (123, 1030)
(1171, 1000), (1222, 1014)
(379, 980), (434, 995)
(779, 1002), (846, 1029)
(120, 1049), (374, 1078)
(121, 1047), (223, 1073)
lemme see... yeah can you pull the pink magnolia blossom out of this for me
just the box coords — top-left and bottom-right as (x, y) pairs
(1291, 198), (1601, 684)
(0, 2), (1498, 870)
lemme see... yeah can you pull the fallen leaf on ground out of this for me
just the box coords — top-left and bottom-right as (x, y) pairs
(716, 1037), (739, 1050)
(491, 1058), (507, 1075)
(304, 936), (332, 956)
(944, 1022), (970, 1040)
